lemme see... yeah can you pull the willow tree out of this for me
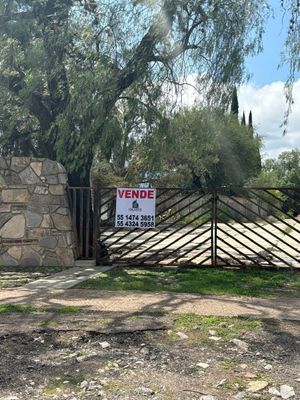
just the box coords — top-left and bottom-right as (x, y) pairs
(0, 0), (268, 185)
(281, 0), (300, 129)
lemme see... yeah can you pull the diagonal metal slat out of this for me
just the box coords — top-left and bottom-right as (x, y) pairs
(218, 201), (300, 263)
(167, 240), (211, 265)
(218, 196), (300, 248)
(238, 189), (300, 235)
(126, 211), (211, 261)
(138, 225), (211, 264)
(218, 215), (295, 268)
(247, 189), (300, 230)
(217, 225), (287, 268)
(101, 189), (203, 245)
(265, 189), (299, 216)
(112, 196), (211, 258)
(218, 235), (273, 267)
(217, 245), (250, 268)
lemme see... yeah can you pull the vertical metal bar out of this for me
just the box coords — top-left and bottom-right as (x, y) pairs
(72, 188), (77, 238)
(79, 189), (84, 258)
(93, 185), (99, 261)
(85, 189), (91, 258)
(72, 188), (79, 259)
(67, 188), (77, 260)
(211, 189), (217, 267)
(214, 190), (218, 267)
(211, 191), (214, 266)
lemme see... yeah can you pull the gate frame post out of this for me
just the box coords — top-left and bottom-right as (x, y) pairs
(211, 189), (218, 266)
(92, 184), (99, 261)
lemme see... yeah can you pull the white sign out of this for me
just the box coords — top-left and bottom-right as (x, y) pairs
(115, 188), (156, 229)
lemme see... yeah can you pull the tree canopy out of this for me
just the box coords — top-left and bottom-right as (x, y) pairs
(0, 1), (298, 186)
(0, 0), (269, 184)
(128, 107), (262, 188)
(263, 149), (300, 186)
(248, 149), (300, 213)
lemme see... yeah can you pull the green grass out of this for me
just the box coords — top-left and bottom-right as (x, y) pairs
(75, 267), (300, 298)
(165, 313), (261, 345)
(43, 373), (87, 396)
(39, 318), (60, 328)
(174, 314), (261, 340)
(0, 304), (81, 313)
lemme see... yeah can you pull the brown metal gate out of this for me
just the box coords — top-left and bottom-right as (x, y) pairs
(68, 186), (300, 268)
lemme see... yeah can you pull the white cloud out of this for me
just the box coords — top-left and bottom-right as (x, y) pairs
(238, 79), (300, 159)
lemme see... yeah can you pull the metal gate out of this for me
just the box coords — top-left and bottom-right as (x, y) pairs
(215, 187), (300, 268)
(68, 187), (95, 260)
(69, 186), (300, 268)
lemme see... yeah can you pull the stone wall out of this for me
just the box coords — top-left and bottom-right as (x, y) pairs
(0, 157), (76, 267)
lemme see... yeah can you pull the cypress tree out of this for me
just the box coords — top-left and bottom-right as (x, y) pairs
(248, 111), (261, 172)
(230, 86), (239, 117)
(249, 111), (253, 130)
(241, 111), (246, 125)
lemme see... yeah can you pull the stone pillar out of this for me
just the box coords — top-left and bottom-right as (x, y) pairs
(0, 157), (76, 267)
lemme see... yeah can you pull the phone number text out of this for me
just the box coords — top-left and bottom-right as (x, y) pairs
(116, 214), (155, 228)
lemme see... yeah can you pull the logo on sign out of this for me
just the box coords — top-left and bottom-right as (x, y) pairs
(132, 200), (139, 209)
(129, 199), (141, 211)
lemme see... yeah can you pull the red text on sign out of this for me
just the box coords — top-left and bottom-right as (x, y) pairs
(118, 189), (154, 199)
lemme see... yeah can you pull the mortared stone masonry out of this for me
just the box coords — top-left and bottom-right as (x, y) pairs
(0, 157), (76, 267)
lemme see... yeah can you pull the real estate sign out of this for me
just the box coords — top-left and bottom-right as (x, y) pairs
(115, 188), (156, 229)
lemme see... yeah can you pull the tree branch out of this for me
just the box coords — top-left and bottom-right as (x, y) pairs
(118, 96), (162, 117)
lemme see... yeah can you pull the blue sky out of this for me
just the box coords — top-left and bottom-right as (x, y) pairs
(183, 2), (299, 159)
(246, 1), (299, 86)
(239, 1), (300, 159)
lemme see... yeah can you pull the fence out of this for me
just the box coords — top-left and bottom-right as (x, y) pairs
(68, 187), (94, 259)
(68, 186), (300, 269)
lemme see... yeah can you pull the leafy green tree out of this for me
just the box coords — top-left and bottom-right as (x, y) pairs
(248, 149), (300, 214)
(248, 149), (300, 188)
(135, 107), (262, 188)
(0, 0), (268, 185)
(273, 149), (300, 187)
(274, 150), (300, 213)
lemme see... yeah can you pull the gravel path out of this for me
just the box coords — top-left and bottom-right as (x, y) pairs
(0, 287), (299, 320)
